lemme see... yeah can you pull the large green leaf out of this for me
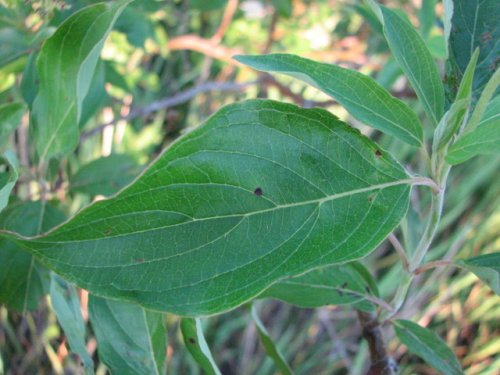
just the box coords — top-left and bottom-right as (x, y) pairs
(0, 201), (65, 311)
(180, 318), (221, 375)
(457, 253), (499, 295)
(446, 0), (500, 104)
(0, 102), (25, 149)
(2, 100), (412, 316)
(50, 274), (93, 374)
(394, 320), (463, 375)
(378, 5), (444, 126)
(259, 262), (376, 312)
(88, 295), (167, 375)
(31, 0), (131, 163)
(235, 54), (423, 146)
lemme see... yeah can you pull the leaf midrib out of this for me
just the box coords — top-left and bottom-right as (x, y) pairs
(33, 178), (413, 244)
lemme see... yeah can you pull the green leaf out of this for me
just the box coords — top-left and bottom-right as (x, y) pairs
(465, 67), (500, 132)
(31, 0), (131, 163)
(379, 5), (444, 126)
(0, 102), (25, 149)
(50, 274), (94, 374)
(457, 253), (499, 295)
(235, 54), (423, 146)
(180, 318), (221, 375)
(79, 60), (108, 129)
(259, 262), (377, 312)
(3, 100), (412, 316)
(446, 0), (499, 104)
(0, 151), (18, 213)
(20, 52), (39, 109)
(445, 96), (499, 165)
(88, 295), (167, 375)
(251, 304), (294, 375)
(70, 154), (141, 197)
(0, 201), (65, 311)
(394, 319), (463, 375)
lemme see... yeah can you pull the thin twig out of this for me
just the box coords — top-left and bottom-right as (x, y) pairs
(80, 81), (256, 141)
(211, 0), (239, 44)
(414, 260), (455, 275)
(388, 233), (409, 272)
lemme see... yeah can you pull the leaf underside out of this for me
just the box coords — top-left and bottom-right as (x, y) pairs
(4, 100), (411, 316)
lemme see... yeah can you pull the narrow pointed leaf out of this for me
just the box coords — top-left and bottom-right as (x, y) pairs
(1, 100), (411, 316)
(50, 274), (94, 374)
(457, 253), (499, 295)
(235, 54), (423, 146)
(259, 262), (377, 312)
(88, 295), (167, 375)
(0, 201), (64, 311)
(0, 102), (25, 149)
(251, 304), (294, 375)
(445, 95), (500, 165)
(180, 318), (221, 375)
(32, 0), (131, 163)
(394, 320), (463, 375)
(0, 151), (18, 212)
(379, 5), (444, 126)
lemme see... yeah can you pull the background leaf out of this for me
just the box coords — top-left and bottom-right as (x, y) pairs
(251, 304), (294, 375)
(446, 0), (500, 104)
(379, 5), (444, 126)
(0, 151), (18, 212)
(88, 295), (167, 375)
(31, 0), (131, 163)
(0, 201), (65, 311)
(180, 318), (221, 375)
(50, 274), (93, 374)
(235, 54), (423, 146)
(457, 253), (499, 295)
(394, 319), (463, 375)
(259, 262), (377, 312)
(0, 103), (25, 149)
(70, 154), (141, 197)
(4, 100), (411, 316)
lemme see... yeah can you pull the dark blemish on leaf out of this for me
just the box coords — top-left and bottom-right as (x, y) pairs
(104, 228), (112, 236)
(189, 337), (196, 344)
(365, 286), (371, 293)
(133, 258), (144, 263)
(342, 282), (348, 289)
(375, 150), (382, 158)
(337, 289), (344, 297)
(368, 195), (374, 202)
(254, 187), (263, 196)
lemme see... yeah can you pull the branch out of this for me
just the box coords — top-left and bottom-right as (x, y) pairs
(81, 81), (255, 141)
(211, 0), (239, 44)
(357, 311), (397, 375)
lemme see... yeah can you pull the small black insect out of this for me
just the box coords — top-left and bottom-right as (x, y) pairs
(254, 187), (263, 196)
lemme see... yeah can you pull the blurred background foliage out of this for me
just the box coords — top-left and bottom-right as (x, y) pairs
(0, 0), (498, 374)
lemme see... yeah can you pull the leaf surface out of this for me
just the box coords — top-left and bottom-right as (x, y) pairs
(0, 201), (65, 311)
(3, 100), (411, 316)
(88, 295), (167, 375)
(181, 318), (221, 375)
(446, 0), (500, 103)
(50, 274), (94, 374)
(457, 253), (499, 295)
(31, 0), (131, 163)
(379, 5), (444, 126)
(394, 319), (463, 375)
(235, 54), (423, 146)
(0, 151), (18, 213)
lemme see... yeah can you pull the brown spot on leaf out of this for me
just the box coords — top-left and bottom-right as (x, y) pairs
(189, 337), (196, 344)
(133, 258), (145, 263)
(375, 150), (382, 158)
(254, 187), (263, 196)
(104, 228), (112, 236)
